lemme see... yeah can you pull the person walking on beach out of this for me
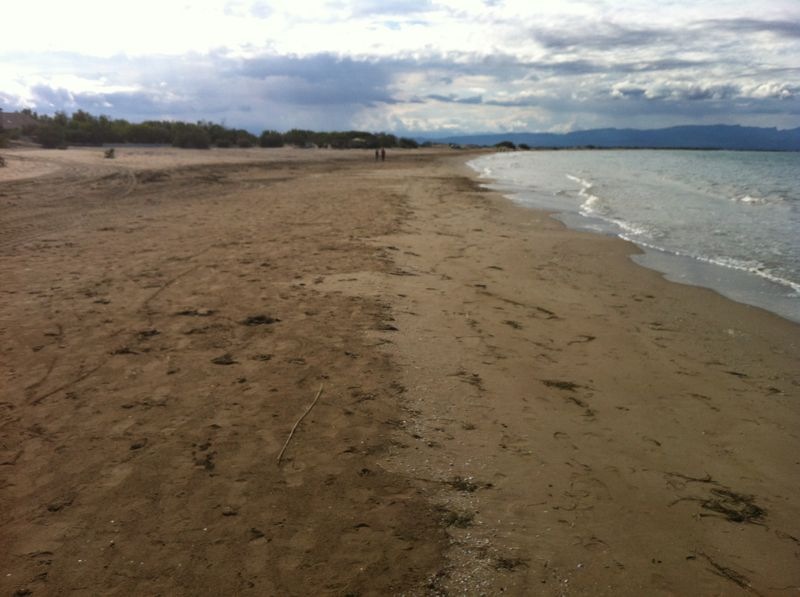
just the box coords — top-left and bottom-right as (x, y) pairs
(380, 147), (386, 161)
(375, 148), (379, 161)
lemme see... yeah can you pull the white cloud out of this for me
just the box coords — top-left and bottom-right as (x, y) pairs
(745, 82), (795, 99)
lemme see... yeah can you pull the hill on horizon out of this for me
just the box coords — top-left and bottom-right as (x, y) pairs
(427, 124), (800, 151)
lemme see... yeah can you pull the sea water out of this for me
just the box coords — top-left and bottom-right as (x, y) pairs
(468, 150), (800, 323)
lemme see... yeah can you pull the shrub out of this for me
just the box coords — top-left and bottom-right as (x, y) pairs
(172, 124), (211, 149)
(235, 131), (257, 148)
(283, 129), (315, 147)
(126, 122), (173, 144)
(36, 123), (68, 149)
(259, 130), (283, 147)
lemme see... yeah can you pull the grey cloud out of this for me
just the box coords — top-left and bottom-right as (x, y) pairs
(29, 84), (191, 121)
(527, 16), (800, 58)
(30, 85), (77, 109)
(20, 81), (365, 133)
(5, 51), (408, 130)
(491, 90), (799, 129)
(457, 95), (483, 105)
(238, 54), (397, 106)
(531, 22), (678, 51)
(426, 93), (454, 102)
(424, 52), (713, 80)
(427, 94), (483, 104)
(537, 59), (603, 75)
(257, 74), (396, 106)
(625, 59), (711, 73)
(702, 18), (800, 39)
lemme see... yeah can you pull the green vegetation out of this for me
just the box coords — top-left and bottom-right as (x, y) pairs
(494, 140), (516, 150)
(259, 130), (283, 147)
(171, 123), (212, 149)
(277, 129), (416, 149)
(35, 121), (68, 149)
(15, 109), (418, 150)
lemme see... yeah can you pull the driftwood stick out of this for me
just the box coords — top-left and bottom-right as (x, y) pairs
(277, 384), (324, 465)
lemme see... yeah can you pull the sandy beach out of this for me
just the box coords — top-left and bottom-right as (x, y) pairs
(1, 146), (798, 596)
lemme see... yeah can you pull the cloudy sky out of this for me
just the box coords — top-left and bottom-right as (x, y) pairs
(2, 0), (799, 134)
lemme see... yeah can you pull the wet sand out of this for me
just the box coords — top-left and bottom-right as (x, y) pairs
(1, 146), (798, 595)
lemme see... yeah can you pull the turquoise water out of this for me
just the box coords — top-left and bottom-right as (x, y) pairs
(469, 150), (800, 323)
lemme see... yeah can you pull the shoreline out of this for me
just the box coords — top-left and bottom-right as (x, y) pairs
(2, 147), (798, 595)
(467, 151), (800, 326)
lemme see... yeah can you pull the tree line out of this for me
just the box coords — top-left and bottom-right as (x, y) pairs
(13, 109), (418, 150)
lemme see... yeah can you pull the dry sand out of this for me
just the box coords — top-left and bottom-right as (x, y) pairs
(1, 146), (798, 596)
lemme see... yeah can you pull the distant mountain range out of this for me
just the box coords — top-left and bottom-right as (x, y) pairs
(427, 125), (800, 151)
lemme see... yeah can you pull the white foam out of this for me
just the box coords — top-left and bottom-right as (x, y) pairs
(623, 239), (800, 297)
(566, 174), (592, 189)
(612, 218), (651, 239)
(567, 173), (607, 216)
(698, 255), (800, 295)
(732, 194), (784, 205)
(741, 195), (764, 204)
(579, 194), (600, 213)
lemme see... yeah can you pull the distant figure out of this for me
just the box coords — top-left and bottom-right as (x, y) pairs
(104, 148), (115, 159)
(380, 148), (386, 161)
(375, 148), (379, 161)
